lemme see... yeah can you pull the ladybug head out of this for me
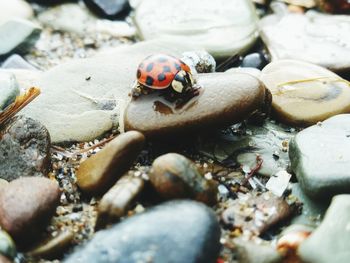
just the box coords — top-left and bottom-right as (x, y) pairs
(171, 70), (194, 93)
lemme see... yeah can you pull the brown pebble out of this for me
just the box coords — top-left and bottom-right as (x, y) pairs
(95, 175), (144, 230)
(124, 72), (266, 137)
(0, 255), (11, 263)
(221, 191), (293, 235)
(149, 153), (218, 205)
(0, 177), (61, 247)
(28, 230), (74, 259)
(76, 131), (145, 195)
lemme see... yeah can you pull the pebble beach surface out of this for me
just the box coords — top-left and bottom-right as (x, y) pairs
(0, 0), (350, 262)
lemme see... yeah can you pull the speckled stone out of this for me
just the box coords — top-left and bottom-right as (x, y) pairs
(0, 116), (51, 181)
(64, 201), (221, 263)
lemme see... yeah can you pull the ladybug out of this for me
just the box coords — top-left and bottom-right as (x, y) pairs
(131, 54), (200, 101)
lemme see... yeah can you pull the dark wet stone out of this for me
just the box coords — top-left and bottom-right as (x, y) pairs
(65, 201), (221, 263)
(0, 115), (51, 181)
(299, 194), (350, 263)
(76, 131), (145, 195)
(124, 72), (267, 138)
(149, 153), (218, 205)
(83, 0), (130, 19)
(0, 177), (61, 247)
(240, 53), (267, 70)
(289, 114), (350, 199)
(222, 191), (293, 235)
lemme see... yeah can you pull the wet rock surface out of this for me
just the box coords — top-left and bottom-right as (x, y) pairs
(0, 177), (61, 247)
(0, 115), (51, 181)
(298, 195), (350, 263)
(289, 114), (350, 199)
(124, 72), (267, 137)
(261, 60), (350, 126)
(76, 131), (145, 195)
(199, 121), (295, 177)
(65, 201), (221, 263)
(150, 153), (218, 205)
(0, 230), (16, 261)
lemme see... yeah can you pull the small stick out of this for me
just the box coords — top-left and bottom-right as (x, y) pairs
(241, 155), (263, 187)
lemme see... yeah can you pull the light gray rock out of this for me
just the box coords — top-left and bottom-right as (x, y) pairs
(0, 18), (41, 57)
(21, 40), (203, 143)
(1, 54), (37, 70)
(289, 114), (350, 199)
(260, 11), (350, 72)
(0, 71), (19, 110)
(134, 0), (258, 59)
(298, 195), (350, 263)
(65, 201), (221, 263)
(0, 0), (33, 26)
(38, 3), (135, 37)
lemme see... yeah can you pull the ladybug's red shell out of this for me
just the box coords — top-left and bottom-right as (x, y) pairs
(136, 54), (191, 89)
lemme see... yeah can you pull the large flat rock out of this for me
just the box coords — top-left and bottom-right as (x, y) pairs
(134, 0), (258, 59)
(260, 11), (350, 72)
(19, 40), (201, 143)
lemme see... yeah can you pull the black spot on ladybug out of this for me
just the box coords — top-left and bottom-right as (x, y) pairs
(174, 63), (181, 71)
(158, 73), (166, 81)
(158, 57), (168, 63)
(163, 66), (171, 72)
(146, 76), (154, 86)
(137, 69), (141, 78)
(146, 63), (154, 72)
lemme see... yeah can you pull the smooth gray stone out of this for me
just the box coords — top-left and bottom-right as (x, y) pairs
(0, 0), (33, 26)
(0, 71), (19, 110)
(289, 114), (350, 199)
(0, 18), (41, 57)
(134, 0), (258, 59)
(1, 54), (37, 70)
(65, 201), (221, 263)
(298, 195), (350, 263)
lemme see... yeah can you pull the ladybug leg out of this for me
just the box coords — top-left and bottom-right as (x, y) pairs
(130, 81), (143, 99)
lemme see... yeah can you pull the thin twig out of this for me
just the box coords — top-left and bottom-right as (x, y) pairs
(241, 155), (263, 186)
